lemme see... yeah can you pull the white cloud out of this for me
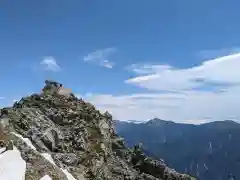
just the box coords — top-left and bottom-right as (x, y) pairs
(82, 89), (240, 124)
(83, 48), (116, 68)
(81, 53), (240, 124)
(125, 53), (240, 91)
(101, 60), (114, 68)
(126, 63), (172, 75)
(41, 57), (61, 72)
(0, 97), (5, 100)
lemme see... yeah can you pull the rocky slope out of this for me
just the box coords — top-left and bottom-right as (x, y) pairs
(0, 81), (195, 180)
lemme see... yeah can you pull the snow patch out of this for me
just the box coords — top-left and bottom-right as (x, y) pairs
(0, 147), (6, 154)
(11, 132), (37, 150)
(0, 146), (26, 180)
(41, 153), (80, 180)
(41, 153), (56, 166)
(40, 175), (52, 180)
(61, 169), (77, 180)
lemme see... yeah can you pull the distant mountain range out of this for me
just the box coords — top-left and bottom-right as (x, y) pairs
(113, 118), (240, 180)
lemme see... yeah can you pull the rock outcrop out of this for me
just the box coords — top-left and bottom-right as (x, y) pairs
(0, 81), (196, 180)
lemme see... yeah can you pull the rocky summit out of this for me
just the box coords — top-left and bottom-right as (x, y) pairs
(0, 80), (196, 180)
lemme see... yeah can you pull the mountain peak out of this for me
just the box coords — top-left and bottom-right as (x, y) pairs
(202, 120), (239, 129)
(146, 118), (175, 125)
(0, 81), (195, 180)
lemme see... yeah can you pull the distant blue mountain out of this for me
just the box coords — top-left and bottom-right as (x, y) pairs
(113, 119), (240, 180)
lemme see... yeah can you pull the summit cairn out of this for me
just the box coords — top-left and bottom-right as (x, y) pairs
(42, 80), (63, 94)
(43, 80), (72, 97)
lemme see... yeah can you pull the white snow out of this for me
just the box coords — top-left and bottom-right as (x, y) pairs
(0, 132), (81, 180)
(0, 146), (26, 180)
(40, 175), (52, 180)
(40, 153), (78, 180)
(0, 147), (6, 154)
(11, 132), (37, 150)
(11, 132), (77, 179)
(61, 169), (77, 180)
(41, 153), (56, 166)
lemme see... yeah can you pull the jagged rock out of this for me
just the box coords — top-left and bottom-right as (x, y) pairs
(6, 140), (14, 150)
(50, 113), (63, 124)
(43, 80), (62, 93)
(136, 173), (159, 180)
(72, 135), (87, 151)
(53, 153), (79, 166)
(0, 80), (196, 180)
(40, 128), (60, 151)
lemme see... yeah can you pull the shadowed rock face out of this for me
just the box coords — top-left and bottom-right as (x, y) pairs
(0, 81), (196, 180)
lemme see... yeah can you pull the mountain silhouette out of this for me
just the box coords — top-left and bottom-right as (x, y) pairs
(114, 119), (240, 180)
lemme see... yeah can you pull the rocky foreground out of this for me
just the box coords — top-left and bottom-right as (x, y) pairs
(0, 81), (196, 180)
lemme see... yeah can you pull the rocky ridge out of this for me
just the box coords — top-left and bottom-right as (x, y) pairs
(0, 80), (196, 180)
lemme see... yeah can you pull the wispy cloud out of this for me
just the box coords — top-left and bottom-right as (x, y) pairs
(83, 48), (116, 68)
(41, 57), (61, 72)
(125, 53), (240, 92)
(126, 63), (172, 75)
(0, 97), (5, 100)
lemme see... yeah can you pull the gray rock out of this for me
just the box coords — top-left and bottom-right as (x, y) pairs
(0, 80), (196, 180)
(40, 128), (60, 151)
(6, 140), (14, 150)
(53, 153), (79, 166)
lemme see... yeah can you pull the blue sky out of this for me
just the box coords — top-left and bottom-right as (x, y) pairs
(1, 1), (240, 123)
